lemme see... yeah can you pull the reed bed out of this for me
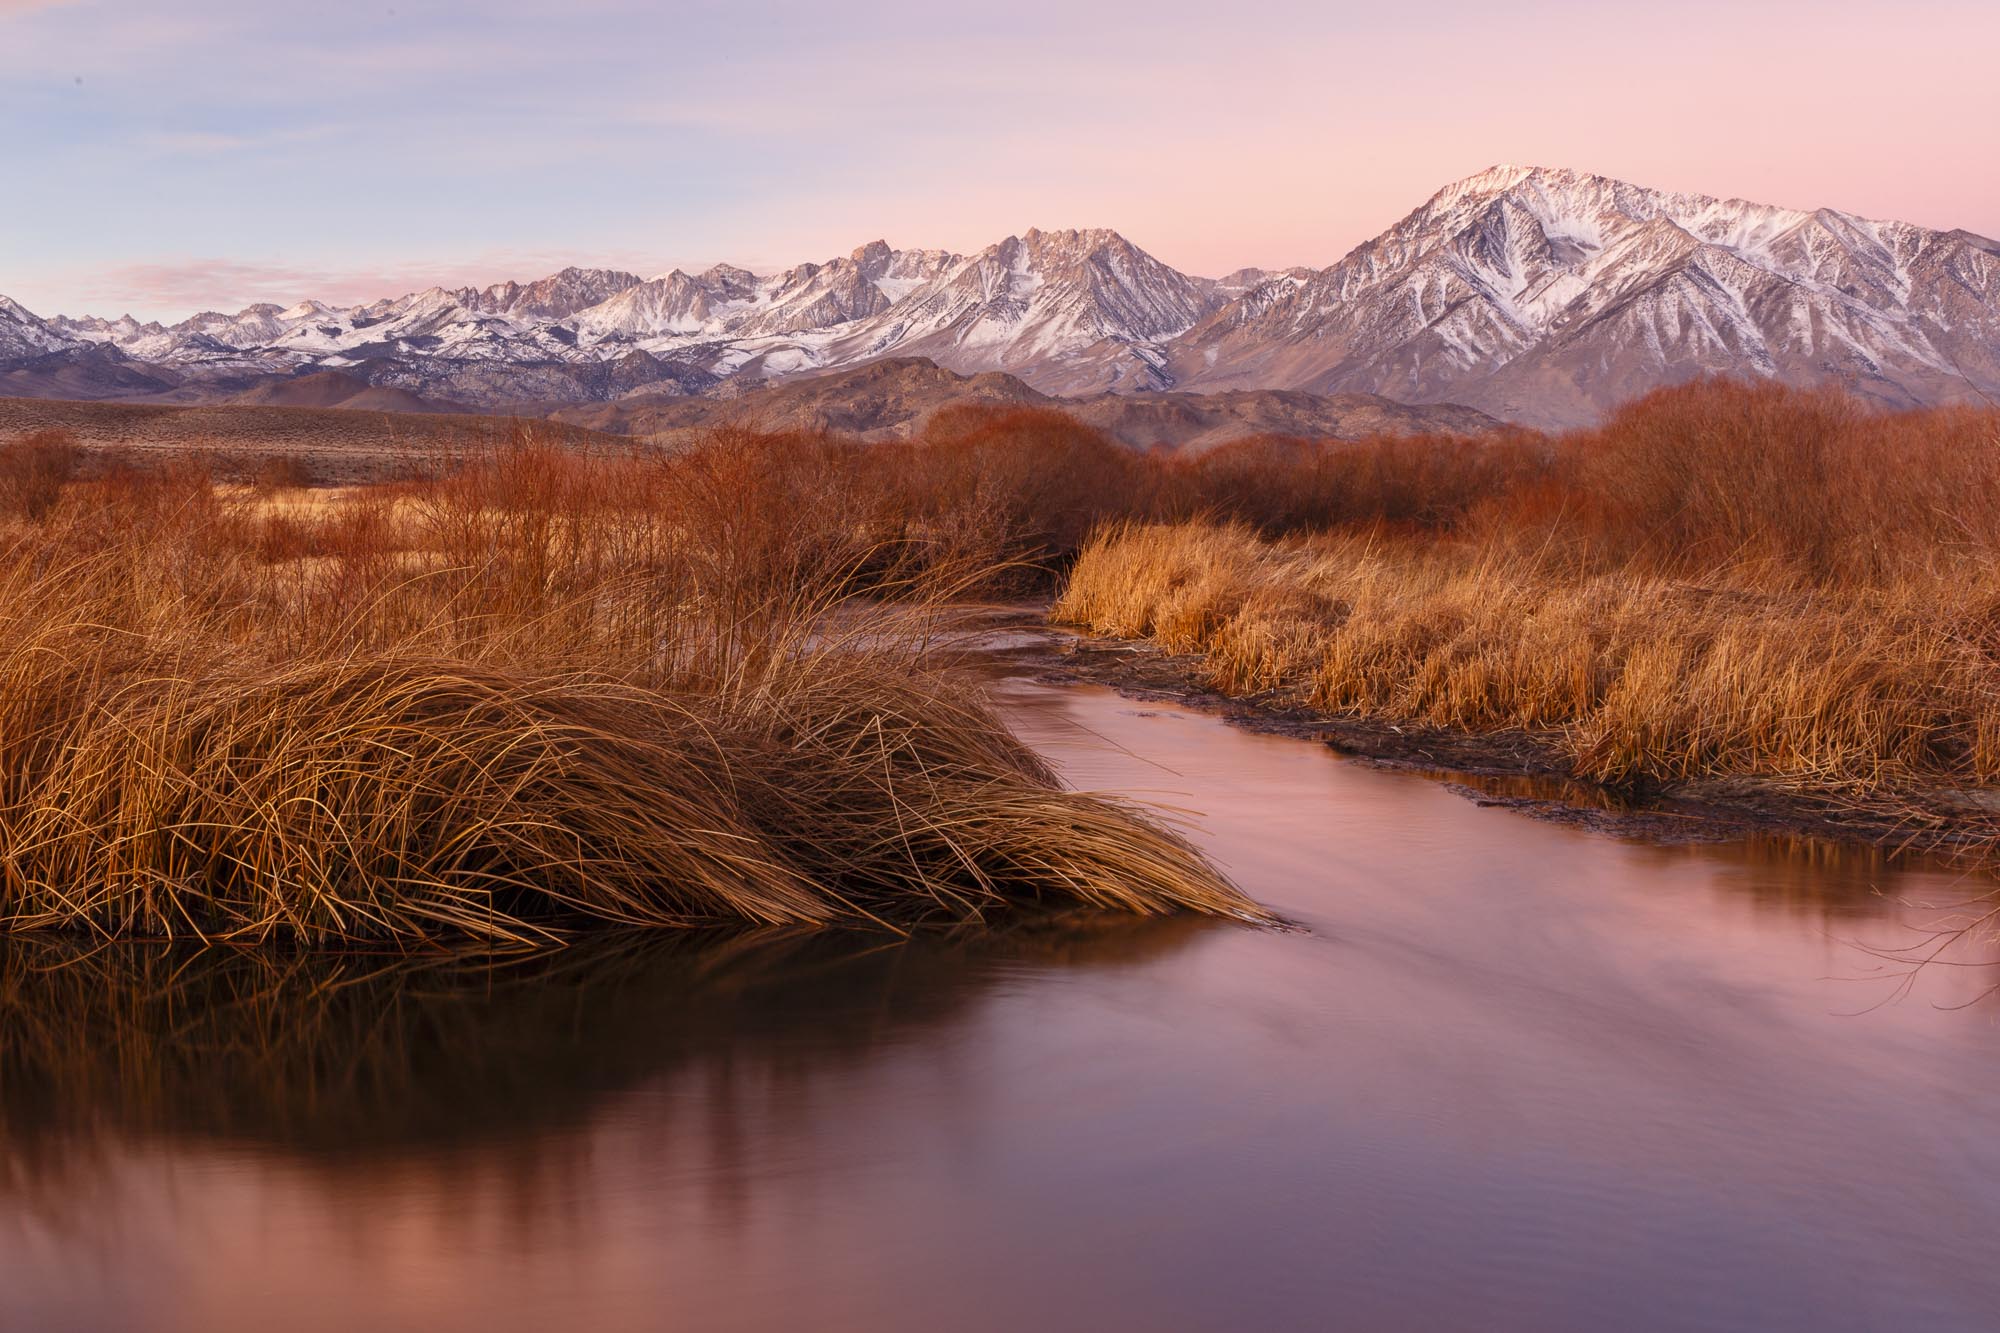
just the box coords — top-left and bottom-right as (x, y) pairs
(0, 430), (1263, 945)
(1058, 524), (2000, 793)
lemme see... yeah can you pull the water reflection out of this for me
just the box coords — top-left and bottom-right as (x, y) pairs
(996, 672), (2000, 954)
(0, 919), (1212, 1207)
(7, 675), (2000, 1332)
(1447, 769), (1994, 927)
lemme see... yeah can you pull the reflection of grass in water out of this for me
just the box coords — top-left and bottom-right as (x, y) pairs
(0, 918), (1216, 1208)
(1451, 774), (1978, 921)
(1640, 834), (1955, 919)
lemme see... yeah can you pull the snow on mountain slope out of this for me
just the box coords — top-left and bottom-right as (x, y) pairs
(9, 169), (1998, 422)
(730, 242), (961, 339)
(49, 312), (153, 345)
(261, 285), (577, 366)
(570, 267), (754, 342)
(460, 267), (641, 321)
(0, 296), (82, 362)
(567, 244), (962, 350)
(803, 228), (1222, 392)
(174, 304), (300, 348)
(46, 303), (334, 365)
(1167, 165), (2000, 425)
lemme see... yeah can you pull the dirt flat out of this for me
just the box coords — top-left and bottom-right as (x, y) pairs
(0, 396), (627, 484)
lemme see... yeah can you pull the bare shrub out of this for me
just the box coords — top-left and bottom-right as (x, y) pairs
(0, 430), (82, 521)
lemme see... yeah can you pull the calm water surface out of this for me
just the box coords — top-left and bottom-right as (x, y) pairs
(3, 671), (1999, 1332)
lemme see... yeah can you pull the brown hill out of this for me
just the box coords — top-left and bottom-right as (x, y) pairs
(0, 345), (181, 401)
(553, 358), (1496, 448)
(1066, 387), (1497, 449)
(1, 362), (1496, 486)
(227, 369), (458, 414)
(553, 358), (1046, 438)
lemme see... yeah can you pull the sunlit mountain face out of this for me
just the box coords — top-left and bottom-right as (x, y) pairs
(6, 168), (1998, 427)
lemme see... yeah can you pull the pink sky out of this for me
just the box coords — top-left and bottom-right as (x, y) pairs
(4, 0), (1997, 319)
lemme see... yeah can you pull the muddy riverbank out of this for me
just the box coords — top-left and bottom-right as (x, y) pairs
(985, 611), (2000, 859)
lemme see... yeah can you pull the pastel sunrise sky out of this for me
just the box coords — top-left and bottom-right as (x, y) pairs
(4, 0), (1996, 321)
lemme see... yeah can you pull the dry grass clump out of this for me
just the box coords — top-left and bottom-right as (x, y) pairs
(1057, 382), (2000, 812)
(1059, 525), (2000, 793)
(0, 430), (1262, 945)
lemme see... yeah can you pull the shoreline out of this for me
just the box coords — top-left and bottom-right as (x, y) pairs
(987, 612), (1999, 864)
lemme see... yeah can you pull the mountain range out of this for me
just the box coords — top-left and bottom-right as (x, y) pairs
(4, 166), (1996, 430)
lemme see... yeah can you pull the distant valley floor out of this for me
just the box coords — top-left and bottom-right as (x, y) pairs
(0, 357), (1499, 480)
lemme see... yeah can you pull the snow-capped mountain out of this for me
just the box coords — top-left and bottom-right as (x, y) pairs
(459, 267), (641, 321)
(802, 228), (1222, 392)
(46, 300), (335, 365)
(175, 303), (305, 348)
(568, 243), (963, 352)
(0, 296), (81, 361)
(4, 168), (1996, 424)
(1167, 165), (2000, 424)
(50, 316), (238, 364)
(732, 242), (960, 339)
(569, 265), (764, 342)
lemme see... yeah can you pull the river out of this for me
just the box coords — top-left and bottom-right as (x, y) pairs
(2, 666), (1997, 1331)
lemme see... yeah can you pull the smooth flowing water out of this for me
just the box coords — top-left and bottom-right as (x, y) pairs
(4, 670), (1999, 1332)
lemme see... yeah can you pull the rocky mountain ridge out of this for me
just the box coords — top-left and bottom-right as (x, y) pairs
(5, 166), (1996, 427)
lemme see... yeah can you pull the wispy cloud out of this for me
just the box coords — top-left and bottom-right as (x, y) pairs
(58, 251), (630, 318)
(2, 0), (1996, 323)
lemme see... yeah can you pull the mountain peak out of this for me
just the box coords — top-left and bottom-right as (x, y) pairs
(1431, 164), (1839, 237)
(466, 266), (643, 320)
(10, 166), (1997, 428)
(1018, 226), (1130, 252)
(1168, 165), (2000, 427)
(1456, 162), (1548, 190)
(0, 293), (82, 362)
(699, 263), (759, 290)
